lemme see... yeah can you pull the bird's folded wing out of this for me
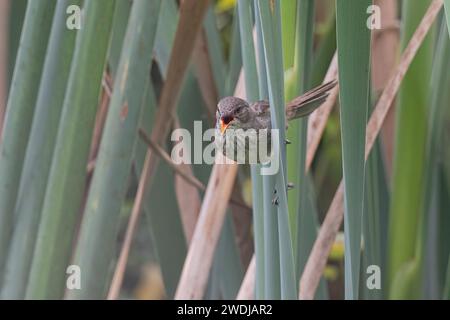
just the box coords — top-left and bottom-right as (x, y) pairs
(250, 100), (270, 116)
(248, 80), (337, 121)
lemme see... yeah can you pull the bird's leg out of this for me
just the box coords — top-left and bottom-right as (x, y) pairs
(272, 188), (279, 206)
(272, 196), (279, 206)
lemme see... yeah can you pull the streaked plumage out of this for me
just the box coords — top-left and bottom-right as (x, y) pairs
(215, 80), (337, 163)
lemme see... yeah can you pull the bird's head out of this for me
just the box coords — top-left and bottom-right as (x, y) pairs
(216, 96), (250, 135)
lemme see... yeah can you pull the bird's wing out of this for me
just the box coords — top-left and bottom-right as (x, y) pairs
(248, 80), (337, 122)
(250, 100), (271, 116)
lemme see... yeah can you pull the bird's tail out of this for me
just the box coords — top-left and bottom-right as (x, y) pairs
(286, 80), (337, 120)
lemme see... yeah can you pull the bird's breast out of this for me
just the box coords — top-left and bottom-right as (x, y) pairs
(215, 128), (272, 164)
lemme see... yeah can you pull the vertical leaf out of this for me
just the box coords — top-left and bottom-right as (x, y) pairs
(335, 0), (371, 299)
(1, 0), (81, 299)
(225, 8), (243, 96)
(67, 0), (161, 299)
(237, 0), (265, 298)
(0, 0), (8, 134)
(26, 0), (116, 299)
(215, 218), (243, 299)
(362, 140), (388, 299)
(388, 0), (434, 299)
(203, 7), (226, 96)
(422, 18), (450, 299)
(292, 0), (315, 283)
(255, 0), (282, 299)
(0, 0), (55, 280)
(7, 0), (27, 85)
(444, 0), (450, 35)
(311, 14), (336, 87)
(108, 0), (132, 78)
(254, 0), (281, 300)
(258, 0), (297, 299)
(0, 0), (55, 282)
(281, 0), (297, 70)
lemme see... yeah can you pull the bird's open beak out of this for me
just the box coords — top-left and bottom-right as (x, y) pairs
(220, 119), (229, 135)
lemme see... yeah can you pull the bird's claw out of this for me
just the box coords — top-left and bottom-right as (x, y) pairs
(272, 196), (279, 206)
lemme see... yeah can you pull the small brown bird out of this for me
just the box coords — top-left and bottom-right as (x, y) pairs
(215, 80), (337, 163)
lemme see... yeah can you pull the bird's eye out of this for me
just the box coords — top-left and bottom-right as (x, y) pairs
(234, 106), (244, 115)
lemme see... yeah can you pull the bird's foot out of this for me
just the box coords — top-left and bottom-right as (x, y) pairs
(272, 196), (279, 206)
